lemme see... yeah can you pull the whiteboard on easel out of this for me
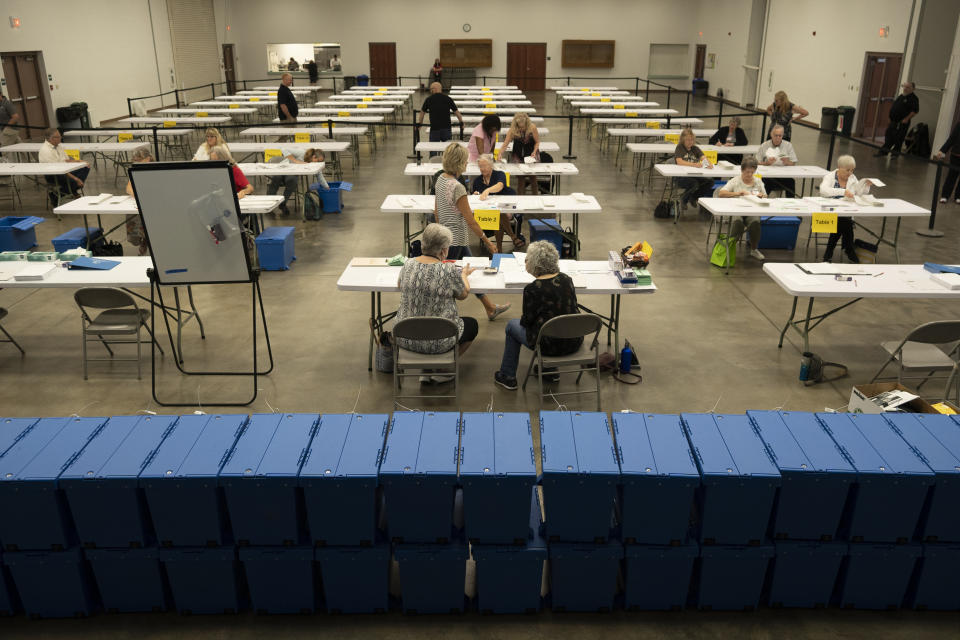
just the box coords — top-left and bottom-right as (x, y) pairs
(129, 161), (253, 285)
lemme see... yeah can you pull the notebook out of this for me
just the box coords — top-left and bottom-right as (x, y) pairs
(67, 257), (120, 270)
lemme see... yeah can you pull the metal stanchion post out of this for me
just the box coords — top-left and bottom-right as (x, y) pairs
(209, 83), (215, 100)
(563, 115), (576, 160)
(151, 127), (160, 160)
(409, 110), (420, 160)
(685, 91), (690, 117)
(918, 162), (945, 238)
(825, 130), (837, 170)
(717, 100), (723, 129)
(761, 113), (768, 139)
(127, 98), (133, 117)
(667, 86), (672, 110)
(174, 89), (181, 108)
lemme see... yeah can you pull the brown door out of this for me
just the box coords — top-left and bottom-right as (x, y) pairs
(222, 44), (237, 94)
(368, 43), (397, 86)
(1, 51), (50, 139)
(507, 43), (546, 91)
(694, 44), (707, 78)
(855, 52), (902, 140)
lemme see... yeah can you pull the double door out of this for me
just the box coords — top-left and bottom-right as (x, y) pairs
(1, 52), (50, 139)
(507, 43), (546, 91)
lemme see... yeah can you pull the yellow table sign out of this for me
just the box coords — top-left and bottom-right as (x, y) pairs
(483, 109), (496, 115)
(481, 96), (492, 102)
(338, 111), (351, 117)
(249, 97), (260, 102)
(228, 103), (240, 109)
(811, 212), (838, 234)
(264, 149), (283, 162)
(580, 88), (589, 92)
(356, 103), (368, 108)
(703, 149), (718, 165)
(117, 133), (134, 143)
(614, 104), (625, 109)
(196, 111), (208, 117)
(664, 133), (680, 143)
(474, 209), (501, 231)
(363, 97), (373, 102)
(600, 98), (610, 102)
(163, 121), (176, 128)
(591, 92), (601, 96)
(64, 149), (81, 161)
(644, 120), (659, 127)
(269, 92), (277, 96)
(505, 172), (510, 187)
(481, 87), (490, 91)
(294, 132), (310, 143)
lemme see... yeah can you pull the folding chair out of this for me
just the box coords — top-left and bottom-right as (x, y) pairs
(392, 317), (459, 402)
(0, 308), (24, 355)
(870, 320), (960, 404)
(521, 313), (603, 410)
(74, 288), (164, 380)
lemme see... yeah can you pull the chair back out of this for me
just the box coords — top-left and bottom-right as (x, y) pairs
(905, 321), (960, 346)
(537, 313), (602, 342)
(393, 317), (459, 342)
(74, 287), (137, 312)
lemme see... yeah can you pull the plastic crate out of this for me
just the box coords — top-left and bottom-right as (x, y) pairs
(239, 546), (316, 614)
(395, 537), (469, 614)
(0, 216), (43, 252)
(84, 547), (168, 613)
(548, 539), (623, 612)
(540, 411), (619, 542)
(768, 541), (846, 608)
(912, 544), (960, 610)
(459, 412), (537, 544)
(255, 226), (296, 270)
(840, 543), (920, 609)
(219, 413), (318, 546)
(613, 413), (699, 545)
(0, 551), (16, 616)
(4, 548), (96, 618)
(624, 542), (698, 610)
(697, 544), (774, 610)
(748, 410), (855, 540)
(51, 227), (103, 252)
(300, 413), (389, 546)
(0, 417), (40, 459)
(160, 546), (242, 614)
(528, 219), (563, 254)
(317, 181), (351, 213)
(756, 216), (800, 250)
(315, 543), (390, 613)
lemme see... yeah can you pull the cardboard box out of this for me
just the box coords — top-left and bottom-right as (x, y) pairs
(848, 383), (937, 414)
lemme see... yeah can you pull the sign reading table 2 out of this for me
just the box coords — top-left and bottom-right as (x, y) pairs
(811, 212), (838, 234)
(474, 209), (501, 231)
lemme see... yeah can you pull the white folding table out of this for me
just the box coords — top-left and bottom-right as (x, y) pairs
(227, 142), (348, 176)
(655, 164), (829, 205)
(403, 161), (579, 194)
(628, 143), (760, 185)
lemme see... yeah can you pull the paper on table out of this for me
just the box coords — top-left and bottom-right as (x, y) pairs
(350, 257), (388, 267)
(571, 275), (588, 288)
(743, 195), (769, 206)
(463, 256), (490, 268)
(502, 271), (535, 286)
(511, 251), (527, 263)
(518, 198), (542, 210)
(862, 178), (886, 188)
(93, 193), (113, 204)
(559, 259), (578, 274)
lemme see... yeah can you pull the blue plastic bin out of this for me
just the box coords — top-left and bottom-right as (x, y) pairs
(698, 544), (774, 610)
(841, 543), (921, 609)
(84, 547), (168, 613)
(528, 219), (563, 254)
(60, 414), (176, 548)
(912, 543), (960, 610)
(756, 216), (800, 250)
(768, 541), (846, 608)
(624, 543), (698, 610)
(0, 216), (43, 252)
(356, 75), (370, 86)
(395, 537), (469, 614)
(0, 417), (39, 460)
(471, 488), (546, 614)
(682, 413), (780, 545)
(317, 181), (351, 213)
(380, 411), (460, 543)
(613, 413), (699, 545)
(748, 410), (855, 540)
(540, 411), (619, 542)
(51, 227), (103, 252)
(0, 551), (16, 615)
(219, 413), (318, 546)
(4, 548), (96, 618)
(459, 412), (537, 544)
(161, 546), (242, 614)
(315, 543), (390, 613)
(548, 539), (623, 612)
(300, 413), (389, 546)
(255, 226), (296, 270)
(239, 546), (316, 614)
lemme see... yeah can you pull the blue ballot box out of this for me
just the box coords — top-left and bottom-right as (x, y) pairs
(471, 488), (546, 614)
(315, 543), (390, 613)
(768, 541), (846, 608)
(623, 542), (698, 610)
(613, 413), (699, 545)
(380, 411), (461, 543)
(0, 416), (107, 550)
(395, 536), (469, 614)
(912, 544), (960, 610)
(219, 413), (319, 546)
(140, 414), (247, 547)
(883, 413), (960, 542)
(697, 544), (774, 610)
(160, 546), (242, 614)
(459, 412), (537, 544)
(817, 413), (934, 542)
(0, 551), (16, 615)
(300, 413), (389, 546)
(540, 411), (619, 542)
(4, 548), (96, 618)
(60, 414), (177, 548)
(0, 417), (39, 459)
(239, 546), (316, 614)
(549, 539), (623, 612)
(748, 411), (855, 541)
(682, 413), (780, 545)
(84, 547), (168, 613)
(840, 543), (921, 609)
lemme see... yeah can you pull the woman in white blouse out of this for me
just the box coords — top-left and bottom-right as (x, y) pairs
(818, 155), (873, 263)
(715, 156), (766, 260)
(192, 128), (227, 161)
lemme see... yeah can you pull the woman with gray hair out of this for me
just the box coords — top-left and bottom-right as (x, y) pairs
(123, 147), (155, 255)
(494, 240), (582, 390)
(397, 223), (479, 381)
(709, 116), (748, 164)
(818, 155), (873, 263)
(715, 156), (767, 260)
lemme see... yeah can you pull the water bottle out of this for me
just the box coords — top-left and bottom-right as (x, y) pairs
(620, 345), (633, 373)
(799, 352), (813, 381)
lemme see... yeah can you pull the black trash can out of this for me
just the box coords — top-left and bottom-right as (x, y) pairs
(692, 79), (709, 97)
(71, 102), (91, 129)
(837, 106), (855, 136)
(820, 107), (838, 131)
(343, 76), (357, 90)
(56, 105), (82, 130)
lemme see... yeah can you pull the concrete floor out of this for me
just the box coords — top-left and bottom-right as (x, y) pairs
(1, 92), (958, 637)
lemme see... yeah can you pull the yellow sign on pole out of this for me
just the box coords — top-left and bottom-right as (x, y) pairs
(294, 132), (310, 143)
(264, 149), (283, 162)
(811, 213), (838, 234)
(474, 209), (501, 231)
(703, 149), (718, 165)
(664, 133), (680, 143)
(64, 149), (81, 161)
(644, 120), (659, 127)
(117, 133), (134, 143)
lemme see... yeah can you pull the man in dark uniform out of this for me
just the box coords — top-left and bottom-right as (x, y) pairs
(277, 73), (298, 123)
(305, 60), (319, 85)
(416, 82), (463, 143)
(877, 81), (919, 157)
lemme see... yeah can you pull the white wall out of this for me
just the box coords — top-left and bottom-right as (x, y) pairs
(696, 0), (753, 103)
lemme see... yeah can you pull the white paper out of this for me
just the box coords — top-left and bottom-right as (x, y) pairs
(94, 193), (113, 204)
(862, 178), (886, 188)
(743, 195), (769, 206)
(463, 256), (489, 268)
(931, 272), (960, 290)
(375, 272), (399, 286)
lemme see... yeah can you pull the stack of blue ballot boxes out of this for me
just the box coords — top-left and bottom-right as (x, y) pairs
(682, 413), (779, 610)
(302, 413), (391, 614)
(540, 411), (622, 612)
(748, 411), (853, 608)
(223, 413), (319, 614)
(141, 414), (247, 614)
(382, 411), (467, 613)
(460, 412), (542, 613)
(614, 413), (700, 610)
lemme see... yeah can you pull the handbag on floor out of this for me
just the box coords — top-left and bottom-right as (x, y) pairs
(710, 233), (736, 268)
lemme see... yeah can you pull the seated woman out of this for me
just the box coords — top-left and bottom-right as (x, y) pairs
(715, 156), (766, 260)
(499, 113), (540, 195)
(494, 240), (582, 390)
(673, 127), (714, 209)
(708, 116), (748, 164)
(397, 223), (479, 383)
(193, 128), (227, 161)
(468, 114), (501, 162)
(268, 147), (326, 215)
(124, 147), (154, 256)
(208, 145), (254, 199)
(471, 153), (524, 252)
(819, 154), (873, 263)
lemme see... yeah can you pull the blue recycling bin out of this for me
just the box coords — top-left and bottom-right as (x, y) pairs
(300, 413), (389, 546)
(315, 543), (390, 613)
(395, 536), (469, 614)
(219, 413), (319, 546)
(4, 548), (96, 618)
(841, 543), (921, 609)
(356, 74), (370, 86)
(540, 411), (619, 542)
(240, 546), (316, 614)
(698, 544), (774, 610)
(613, 412), (699, 545)
(912, 544), (960, 610)
(0, 216), (43, 252)
(768, 541), (846, 608)
(161, 546), (242, 614)
(624, 543), (698, 610)
(549, 539), (623, 612)
(84, 547), (168, 613)
(459, 412), (537, 544)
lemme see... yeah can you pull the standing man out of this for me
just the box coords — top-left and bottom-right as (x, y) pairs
(755, 124), (798, 197)
(277, 73), (298, 124)
(305, 59), (319, 85)
(877, 81), (919, 157)
(417, 82), (463, 143)
(38, 128), (90, 204)
(0, 89), (21, 149)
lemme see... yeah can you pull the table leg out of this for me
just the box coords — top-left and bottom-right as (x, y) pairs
(572, 214), (579, 259)
(613, 295), (622, 356)
(403, 212), (410, 256)
(778, 296), (799, 348)
(799, 297), (815, 353)
(368, 292), (376, 371)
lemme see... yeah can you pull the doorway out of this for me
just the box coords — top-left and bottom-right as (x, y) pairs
(506, 43), (546, 91)
(855, 52), (903, 141)
(222, 44), (237, 94)
(1, 51), (51, 140)
(741, 0), (767, 107)
(694, 44), (706, 78)
(369, 43), (397, 86)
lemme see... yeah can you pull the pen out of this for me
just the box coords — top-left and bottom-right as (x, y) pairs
(874, 272), (884, 277)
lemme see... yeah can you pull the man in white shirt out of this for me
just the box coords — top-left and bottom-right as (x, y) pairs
(265, 146), (328, 215)
(754, 125), (797, 196)
(38, 128), (90, 204)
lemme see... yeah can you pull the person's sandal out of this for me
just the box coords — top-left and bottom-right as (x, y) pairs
(514, 235), (527, 249)
(487, 303), (511, 321)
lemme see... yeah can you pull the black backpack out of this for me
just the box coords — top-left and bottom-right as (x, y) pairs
(904, 123), (931, 157)
(654, 201), (674, 219)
